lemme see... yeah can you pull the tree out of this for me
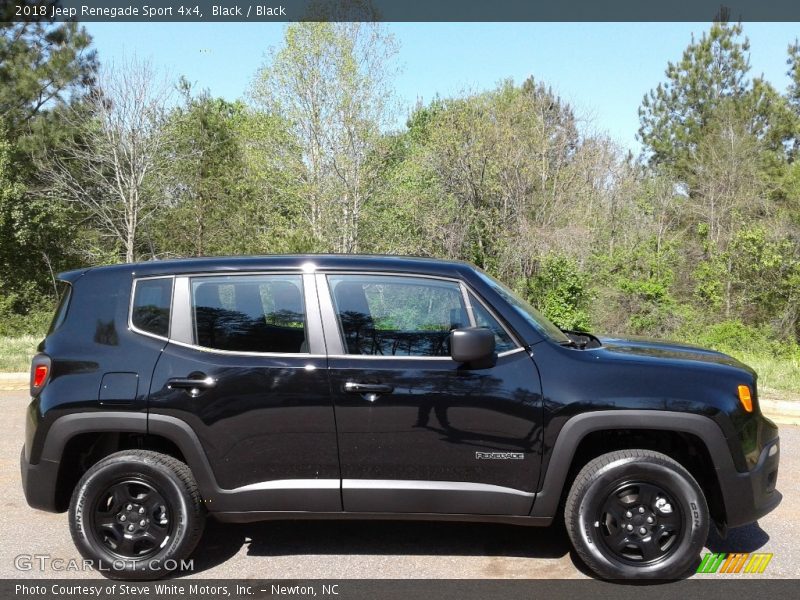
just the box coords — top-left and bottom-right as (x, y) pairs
(38, 58), (172, 263)
(380, 79), (595, 278)
(0, 13), (97, 142)
(638, 22), (791, 180)
(0, 11), (97, 326)
(784, 41), (800, 202)
(156, 84), (248, 257)
(250, 22), (397, 252)
(788, 40), (800, 115)
(787, 41), (800, 158)
(151, 83), (303, 257)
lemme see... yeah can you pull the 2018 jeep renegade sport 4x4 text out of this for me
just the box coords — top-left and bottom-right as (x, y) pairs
(20, 255), (781, 580)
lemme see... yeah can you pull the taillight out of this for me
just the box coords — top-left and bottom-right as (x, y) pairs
(33, 365), (48, 387)
(30, 355), (51, 395)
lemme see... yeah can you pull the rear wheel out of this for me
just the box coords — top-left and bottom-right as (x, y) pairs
(565, 449), (708, 579)
(69, 450), (205, 580)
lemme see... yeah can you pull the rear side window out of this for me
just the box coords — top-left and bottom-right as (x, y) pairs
(48, 282), (72, 333)
(191, 275), (307, 353)
(328, 275), (468, 357)
(132, 278), (173, 337)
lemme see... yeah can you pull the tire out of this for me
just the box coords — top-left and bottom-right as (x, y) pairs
(564, 449), (709, 580)
(69, 450), (205, 580)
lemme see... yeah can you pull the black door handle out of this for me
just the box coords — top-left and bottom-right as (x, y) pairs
(168, 375), (216, 397)
(344, 382), (394, 394)
(344, 382), (394, 402)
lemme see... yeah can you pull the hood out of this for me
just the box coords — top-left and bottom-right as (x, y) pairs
(595, 334), (752, 372)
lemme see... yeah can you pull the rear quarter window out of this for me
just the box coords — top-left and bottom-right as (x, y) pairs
(48, 282), (72, 333)
(131, 278), (173, 337)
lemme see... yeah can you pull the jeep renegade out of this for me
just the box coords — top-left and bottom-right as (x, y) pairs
(20, 255), (781, 579)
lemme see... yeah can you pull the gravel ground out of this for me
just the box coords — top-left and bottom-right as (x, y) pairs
(1, 389), (796, 580)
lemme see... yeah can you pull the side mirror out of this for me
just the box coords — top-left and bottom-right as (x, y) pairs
(450, 327), (496, 369)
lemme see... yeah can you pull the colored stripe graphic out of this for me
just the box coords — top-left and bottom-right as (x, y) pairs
(720, 553), (737, 573)
(733, 553), (749, 573)
(697, 553), (773, 574)
(697, 553), (724, 573)
(744, 553), (773, 573)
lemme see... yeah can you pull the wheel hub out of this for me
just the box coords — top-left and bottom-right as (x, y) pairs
(621, 505), (658, 536)
(117, 503), (149, 533)
(92, 478), (172, 559)
(596, 482), (683, 565)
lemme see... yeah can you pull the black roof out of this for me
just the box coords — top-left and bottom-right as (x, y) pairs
(58, 254), (477, 282)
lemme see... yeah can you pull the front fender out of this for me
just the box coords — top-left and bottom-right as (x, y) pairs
(530, 410), (781, 529)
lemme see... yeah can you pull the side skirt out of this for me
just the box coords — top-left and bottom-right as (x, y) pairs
(211, 510), (553, 527)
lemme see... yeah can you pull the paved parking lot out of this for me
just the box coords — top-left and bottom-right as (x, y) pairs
(2, 389), (797, 579)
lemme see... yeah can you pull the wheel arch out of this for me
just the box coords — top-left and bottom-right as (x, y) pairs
(530, 410), (735, 528)
(41, 412), (220, 512)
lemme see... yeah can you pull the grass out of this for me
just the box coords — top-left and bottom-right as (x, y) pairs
(732, 351), (800, 396)
(0, 334), (798, 399)
(0, 335), (42, 373)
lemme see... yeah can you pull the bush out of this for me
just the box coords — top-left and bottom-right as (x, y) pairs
(687, 319), (799, 359)
(0, 287), (52, 336)
(525, 255), (591, 331)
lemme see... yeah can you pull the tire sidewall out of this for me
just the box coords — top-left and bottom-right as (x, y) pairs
(70, 456), (192, 578)
(574, 457), (708, 579)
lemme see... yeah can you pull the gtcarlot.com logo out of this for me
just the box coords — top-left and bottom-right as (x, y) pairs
(14, 554), (194, 573)
(696, 552), (773, 574)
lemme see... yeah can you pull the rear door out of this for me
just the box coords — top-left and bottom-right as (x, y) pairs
(319, 272), (543, 515)
(148, 272), (340, 512)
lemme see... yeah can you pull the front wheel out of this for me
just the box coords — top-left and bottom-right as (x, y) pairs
(69, 450), (205, 580)
(565, 449), (709, 580)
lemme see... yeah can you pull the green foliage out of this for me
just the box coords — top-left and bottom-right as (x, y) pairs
(250, 22), (397, 253)
(690, 226), (800, 332)
(729, 228), (799, 322)
(153, 87), (253, 257)
(0, 124), (23, 221)
(0, 285), (52, 336)
(639, 21), (793, 183)
(788, 40), (800, 116)
(677, 319), (800, 393)
(639, 22), (748, 172)
(0, 17), (95, 326)
(1, 20), (800, 398)
(378, 77), (582, 276)
(0, 121), (70, 322)
(689, 319), (799, 360)
(0, 19), (97, 140)
(693, 258), (725, 309)
(525, 256), (591, 331)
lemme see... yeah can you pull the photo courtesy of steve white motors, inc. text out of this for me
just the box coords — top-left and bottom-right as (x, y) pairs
(14, 583), (339, 597)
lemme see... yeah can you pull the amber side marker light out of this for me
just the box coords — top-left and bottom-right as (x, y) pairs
(738, 385), (753, 412)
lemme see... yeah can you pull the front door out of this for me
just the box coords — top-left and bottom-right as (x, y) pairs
(319, 273), (543, 515)
(148, 272), (340, 512)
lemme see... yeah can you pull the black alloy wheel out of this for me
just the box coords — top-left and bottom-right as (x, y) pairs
(596, 481), (682, 565)
(91, 478), (174, 560)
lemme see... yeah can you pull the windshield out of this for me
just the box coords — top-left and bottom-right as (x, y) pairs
(475, 271), (570, 344)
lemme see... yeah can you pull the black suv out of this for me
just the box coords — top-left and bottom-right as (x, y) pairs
(20, 255), (780, 580)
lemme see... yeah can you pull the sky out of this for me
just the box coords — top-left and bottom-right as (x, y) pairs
(83, 22), (800, 152)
